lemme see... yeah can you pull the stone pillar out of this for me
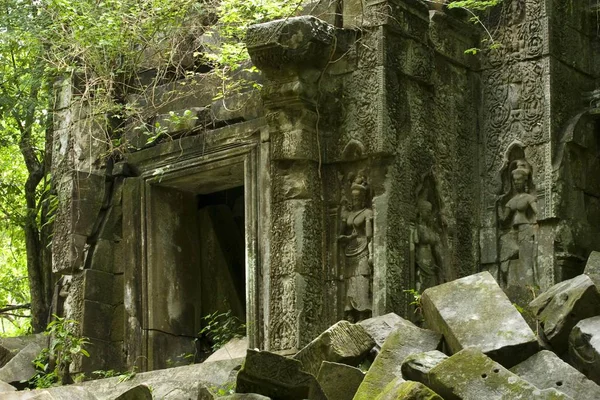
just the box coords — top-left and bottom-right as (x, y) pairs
(247, 16), (334, 351)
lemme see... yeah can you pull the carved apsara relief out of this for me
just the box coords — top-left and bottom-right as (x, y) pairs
(410, 175), (448, 292)
(482, 0), (550, 224)
(497, 144), (539, 294)
(338, 172), (373, 322)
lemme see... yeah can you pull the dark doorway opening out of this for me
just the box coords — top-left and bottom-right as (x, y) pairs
(195, 186), (246, 358)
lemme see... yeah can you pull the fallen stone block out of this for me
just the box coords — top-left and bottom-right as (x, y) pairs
(353, 321), (442, 400)
(0, 335), (46, 369)
(428, 348), (572, 400)
(4, 386), (98, 400)
(375, 378), (443, 400)
(421, 271), (538, 367)
(358, 313), (411, 349)
(0, 380), (16, 392)
(293, 320), (374, 376)
(401, 350), (448, 385)
(236, 349), (325, 399)
(569, 316), (600, 385)
(114, 384), (152, 400)
(511, 350), (600, 399)
(205, 337), (248, 363)
(0, 390), (54, 400)
(316, 361), (364, 400)
(529, 275), (600, 354)
(584, 251), (600, 284)
(56, 359), (241, 400)
(0, 342), (44, 385)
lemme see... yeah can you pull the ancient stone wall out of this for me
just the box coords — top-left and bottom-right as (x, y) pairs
(50, 0), (600, 372)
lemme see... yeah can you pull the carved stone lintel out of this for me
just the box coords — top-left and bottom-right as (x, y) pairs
(247, 16), (335, 76)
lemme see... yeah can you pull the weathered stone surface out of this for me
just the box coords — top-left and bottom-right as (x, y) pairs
(221, 394), (271, 400)
(205, 337), (248, 363)
(428, 348), (572, 400)
(0, 380), (16, 392)
(0, 390), (57, 399)
(316, 361), (364, 400)
(584, 251), (600, 285)
(421, 271), (538, 367)
(569, 316), (600, 385)
(236, 350), (325, 399)
(3, 386), (98, 400)
(375, 378), (443, 400)
(511, 350), (600, 399)
(0, 342), (43, 384)
(113, 384), (152, 400)
(353, 322), (442, 400)
(358, 313), (411, 349)
(0, 345), (13, 370)
(401, 350), (448, 385)
(529, 275), (600, 353)
(46, 359), (242, 400)
(293, 320), (374, 376)
(0, 335), (45, 369)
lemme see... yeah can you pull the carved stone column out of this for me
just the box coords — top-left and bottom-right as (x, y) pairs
(247, 16), (334, 351)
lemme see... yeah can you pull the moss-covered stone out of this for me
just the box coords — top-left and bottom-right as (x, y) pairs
(375, 379), (442, 400)
(353, 321), (441, 400)
(428, 348), (573, 400)
(421, 271), (538, 367)
(293, 320), (374, 376)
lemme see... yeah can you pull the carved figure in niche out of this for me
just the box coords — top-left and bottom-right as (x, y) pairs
(338, 173), (373, 322)
(411, 175), (448, 293)
(498, 158), (539, 291)
(414, 200), (445, 292)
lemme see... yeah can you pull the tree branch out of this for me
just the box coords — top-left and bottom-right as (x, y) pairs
(0, 303), (31, 313)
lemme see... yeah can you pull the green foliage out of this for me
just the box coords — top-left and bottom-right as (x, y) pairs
(199, 310), (246, 351)
(29, 315), (90, 388)
(166, 352), (195, 368)
(116, 366), (138, 384)
(446, 0), (503, 11)
(91, 369), (121, 379)
(210, 381), (236, 397)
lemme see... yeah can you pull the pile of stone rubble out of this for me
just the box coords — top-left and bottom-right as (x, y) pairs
(3, 260), (600, 399)
(232, 267), (600, 400)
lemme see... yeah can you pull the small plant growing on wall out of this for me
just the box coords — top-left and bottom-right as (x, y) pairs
(29, 315), (90, 388)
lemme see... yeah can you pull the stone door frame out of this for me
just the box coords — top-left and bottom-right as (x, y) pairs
(123, 121), (267, 370)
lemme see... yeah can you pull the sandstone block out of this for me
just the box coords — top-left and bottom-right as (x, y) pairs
(529, 275), (600, 354)
(569, 316), (600, 385)
(0, 342), (43, 384)
(510, 350), (600, 399)
(236, 349), (325, 399)
(114, 384), (152, 400)
(220, 395), (271, 400)
(353, 321), (442, 399)
(358, 313), (412, 349)
(400, 350), (448, 384)
(428, 348), (572, 400)
(293, 320), (374, 376)
(316, 361), (364, 400)
(421, 271), (538, 367)
(584, 251), (600, 284)
(375, 379), (443, 400)
(0, 380), (16, 392)
(205, 337), (248, 363)
(0, 335), (45, 369)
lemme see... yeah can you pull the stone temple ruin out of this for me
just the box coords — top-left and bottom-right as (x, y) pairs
(43, 0), (600, 380)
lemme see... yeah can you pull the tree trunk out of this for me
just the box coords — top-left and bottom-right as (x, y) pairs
(24, 175), (49, 333)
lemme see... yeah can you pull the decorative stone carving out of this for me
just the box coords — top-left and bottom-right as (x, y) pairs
(338, 173), (373, 322)
(411, 177), (447, 292)
(497, 153), (539, 298)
